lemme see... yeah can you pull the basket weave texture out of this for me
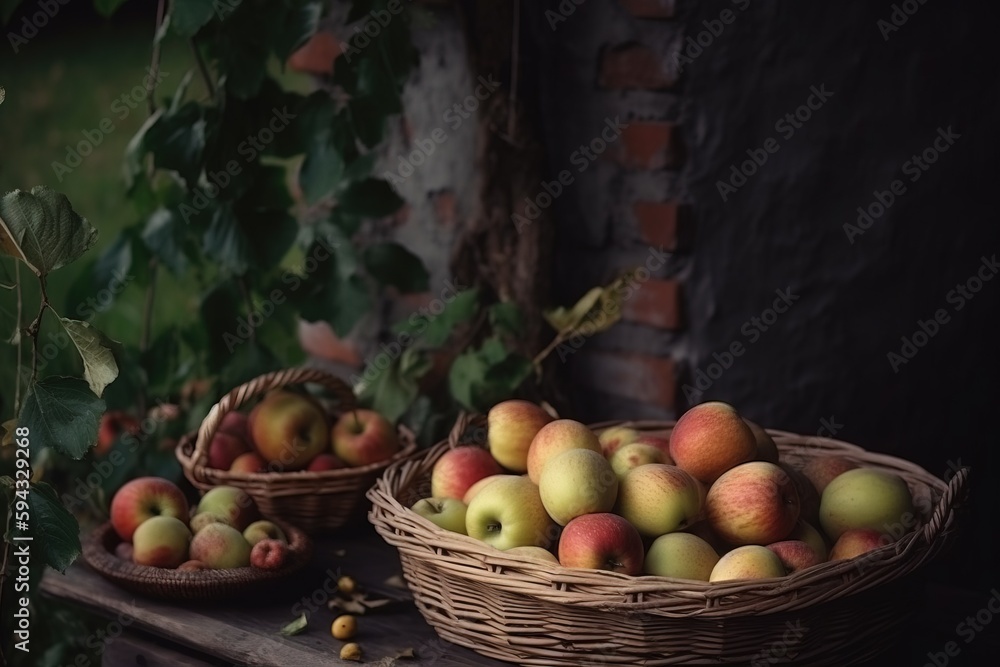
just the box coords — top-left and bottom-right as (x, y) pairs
(176, 367), (416, 533)
(82, 519), (312, 602)
(367, 415), (970, 666)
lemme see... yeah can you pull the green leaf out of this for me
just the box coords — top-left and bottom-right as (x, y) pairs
(279, 613), (308, 637)
(363, 242), (428, 293)
(123, 108), (163, 191)
(489, 301), (523, 336)
(171, 0), (216, 37)
(93, 0), (128, 18)
(301, 139), (344, 204)
(141, 207), (188, 274)
(357, 348), (430, 423)
(393, 288), (479, 347)
(19, 377), (104, 460)
(203, 203), (251, 275)
(59, 319), (120, 397)
(0, 187), (98, 277)
(275, 1), (323, 60)
(24, 482), (82, 573)
(448, 338), (531, 413)
(86, 230), (134, 312)
(144, 102), (206, 186)
(219, 340), (283, 390)
(339, 178), (403, 217)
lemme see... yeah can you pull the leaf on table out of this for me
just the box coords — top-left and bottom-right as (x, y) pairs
(384, 574), (407, 589)
(0, 187), (98, 277)
(394, 648), (416, 659)
(27, 482), (82, 573)
(60, 319), (120, 397)
(329, 591), (393, 615)
(329, 597), (367, 614)
(278, 612), (309, 636)
(19, 377), (105, 460)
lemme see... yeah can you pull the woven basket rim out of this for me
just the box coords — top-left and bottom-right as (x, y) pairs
(368, 417), (970, 616)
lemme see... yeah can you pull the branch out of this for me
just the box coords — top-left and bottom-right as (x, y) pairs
(147, 0), (167, 115)
(191, 38), (217, 100)
(13, 261), (22, 415)
(27, 277), (50, 383)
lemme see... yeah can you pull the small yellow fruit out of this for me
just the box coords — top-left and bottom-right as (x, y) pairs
(337, 575), (357, 595)
(331, 615), (357, 640)
(340, 642), (362, 661)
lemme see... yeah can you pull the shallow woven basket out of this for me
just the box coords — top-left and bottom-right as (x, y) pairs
(82, 519), (312, 602)
(176, 367), (416, 533)
(368, 415), (970, 666)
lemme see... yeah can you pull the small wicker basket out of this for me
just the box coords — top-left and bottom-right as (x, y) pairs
(82, 519), (312, 602)
(176, 367), (416, 533)
(367, 415), (970, 666)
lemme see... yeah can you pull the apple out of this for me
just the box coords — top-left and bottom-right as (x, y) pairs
(597, 426), (640, 458)
(819, 468), (915, 541)
(96, 411), (141, 456)
(608, 443), (665, 480)
(208, 431), (249, 470)
(218, 411), (251, 443)
(132, 516), (192, 569)
(766, 540), (823, 572)
(331, 409), (400, 467)
(744, 419), (779, 464)
(250, 539), (289, 570)
(190, 512), (230, 533)
(505, 546), (559, 564)
(249, 390), (330, 471)
(110, 477), (190, 542)
(616, 464), (702, 538)
(788, 520), (828, 561)
(829, 528), (888, 561)
(243, 520), (287, 546)
(706, 462), (800, 546)
(526, 419), (602, 483)
(558, 513), (644, 575)
(229, 452), (267, 474)
(633, 434), (673, 463)
(189, 523), (252, 569)
(539, 449), (618, 526)
(487, 400), (553, 472)
(780, 463), (820, 524)
(644, 532), (720, 581)
(306, 453), (347, 471)
(709, 545), (786, 582)
(411, 497), (468, 534)
(802, 456), (859, 494)
(684, 521), (731, 555)
(462, 474), (519, 504)
(466, 476), (555, 550)
(669, 402), (756, 483)
(114, 542), (134, 561)
(177, 560), (208, 571)
(196, 486), (259, 531)
(431, 446), (503, 500)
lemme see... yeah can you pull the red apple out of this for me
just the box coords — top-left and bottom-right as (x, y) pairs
(706, 462), (800, 546)
(306, 453), (347, 471)
(208, 431), (250, 470)
(110, 477), (190, 542)
(431, 446), (504, 500)
(669, 402), (756, 483)
(633, 434), (673, 463)
(558, 513), (644, 575)
(801, 456), (859, 494)
(331, 409), (400, 467)
(249, 390), (330, 471)
(229, 452), (267, 474)
(744, 419), (780, 464)
(527, 419), (602, 483)
(250, 539), (289, 570)
(829, 528), (888, 561)
(597, 426), (640, 458)
(177, 560), (208, 571)
(132, 516), (192, 568)
(766, 540), (823, 572)
(218, 411), (251, 443)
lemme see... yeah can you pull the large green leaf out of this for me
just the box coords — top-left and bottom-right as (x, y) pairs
(0, 187), (97, 277)
(171, 0), (216, 37)
(144, 102), (206, 186)
(59, 319), (120, 397)
(489, 301), (524, 337)
(339, 178), (403, 217)
(393, 288), (479, 347)
(19, 377), (104, 460)
(25, 482), (82, 573)
(357, 348), (431, 423)
(203, 203), (251, 275)
(448, 338), (532, 413)
(363, 242), (428, 293)
(275, 1), (323, 60)
(141, 207), (188, 274)
(301, 139), (344, 204)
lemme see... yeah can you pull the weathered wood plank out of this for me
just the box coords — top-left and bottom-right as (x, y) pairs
(103, 632), (221, 667)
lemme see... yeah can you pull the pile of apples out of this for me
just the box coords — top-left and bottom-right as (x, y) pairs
(409, 400), (917, 583)
(109, 477), (293, 571)
(206, 390), (400, 473)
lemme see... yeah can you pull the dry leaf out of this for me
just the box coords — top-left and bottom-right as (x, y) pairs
(333, 548), (346, 557)
(394, 648), (416, 659)
(1, 419), (17, 447)
(383, 574), (407, 589)
(278, 612), (308, 636)
(329, 597), (367, 614)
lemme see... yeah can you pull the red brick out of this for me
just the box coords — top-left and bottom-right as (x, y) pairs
(288, 31), (342, 75)
(599, 44), (675, 90)
(620, 0), (676, 19)
(431, 189), (457, 227)
(576, 351), (676, 409)
(297, 320), (361, 367)
(608, 122), (682, 170)
(622, 278), (681, 330)
(634, 201), (680, 250)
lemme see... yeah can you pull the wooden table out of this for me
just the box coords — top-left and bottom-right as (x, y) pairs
(41, 524), (998, 666)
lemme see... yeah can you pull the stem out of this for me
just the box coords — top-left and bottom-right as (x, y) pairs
(147, 0), (167, 115)
(27, 277), (50, 383)
(13, 261), (22, 415)
(191, 38), (217, 100)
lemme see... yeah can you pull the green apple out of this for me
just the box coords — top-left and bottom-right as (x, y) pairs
(539, 449), (618, 526)
(487, 400), (553, 472)
(709, 545), (786, 582)
(819, 468), (915, 541)
(242, 520), (287, 546)
(132, 516), (192, 568)
(411, 497), (468, 534)
(196, 486), (259, 531)
(189, 523), (252, 569)
(466, 476), (555, 550)
(526, 419), (601, 483)
(617, 464), (702, 538)
(608, 443), (665, 480)
(249, 390), (329, 471)
(644, 532), (719, 581)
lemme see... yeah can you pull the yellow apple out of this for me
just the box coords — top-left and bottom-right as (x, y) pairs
(608, 442), (665, 480)
(819, 468), (915, 541)
(526, 419), (601, 483)
(538, 449), (618, 526)
(616, 464), (702, 538)
(644, 532), (719, 581)
(709, 545), (786, 582)
(487, 400), (553, 472)
(411, 497), (468, 534)
(465, 476), (555, 550)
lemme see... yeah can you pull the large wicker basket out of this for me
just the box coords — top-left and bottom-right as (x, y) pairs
(177, 367), (416, 533)
(367, 415), (970, 666)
